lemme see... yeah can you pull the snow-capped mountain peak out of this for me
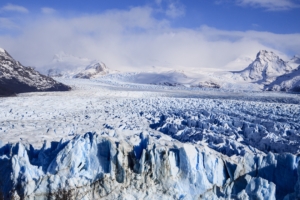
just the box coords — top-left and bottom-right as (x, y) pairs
(235, 50), (293, 84)
(0, 48), (5, 53)
(74, 61), (108, 79)
(256, 50), (280, 61)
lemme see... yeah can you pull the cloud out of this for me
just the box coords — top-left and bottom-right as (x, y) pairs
(155, 0), (185, 18)
(0, 17), (19, 29)
(235, 0), (300, 10)
(41, 7), (56, 14)
(1, 3), (29, 13)
(0, 6), (299, 72)
(165, 2), (185, 18)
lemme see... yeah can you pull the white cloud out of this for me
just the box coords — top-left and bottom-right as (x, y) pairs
(41, 7), (56, 14)
(165, 2), (185, 18)
(0, 6), (299, 72)
(155, 0), (185, 18)
(0, 17), (18, 29)
(236, 0), (300, 10)
(1, 3), (28, 13)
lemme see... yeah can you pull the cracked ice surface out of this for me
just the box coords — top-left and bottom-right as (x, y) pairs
(1, 78), (299, 156)
(0, 78), (300, 199)
(146, 98), (300, 156)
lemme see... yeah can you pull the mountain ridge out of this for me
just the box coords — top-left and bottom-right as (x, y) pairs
(0, 48), (71, 96)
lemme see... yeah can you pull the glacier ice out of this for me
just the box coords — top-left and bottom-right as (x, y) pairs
(0, 132), (299, 199)
(0, 77), (300, 199)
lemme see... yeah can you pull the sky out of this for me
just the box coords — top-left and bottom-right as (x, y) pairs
(0, 0), (300, 71)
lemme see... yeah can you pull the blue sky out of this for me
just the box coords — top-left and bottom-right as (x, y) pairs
(0, 0), (300, 71)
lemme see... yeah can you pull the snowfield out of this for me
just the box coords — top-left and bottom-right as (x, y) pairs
(0, 77), (300, 199)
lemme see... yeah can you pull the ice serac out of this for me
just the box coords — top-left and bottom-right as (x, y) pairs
(234, 50), (294, 84)
(0, 132), (298, 199)
(0, 48), (71, 96)
(284, 160), (300, 200)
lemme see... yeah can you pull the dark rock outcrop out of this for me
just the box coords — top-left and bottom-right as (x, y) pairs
(0, 48), (71, 96)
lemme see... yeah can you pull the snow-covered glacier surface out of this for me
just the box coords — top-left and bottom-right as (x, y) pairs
(0, 78), (300, 199)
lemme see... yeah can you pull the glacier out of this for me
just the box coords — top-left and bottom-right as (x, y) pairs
(0, 75), (300, 199)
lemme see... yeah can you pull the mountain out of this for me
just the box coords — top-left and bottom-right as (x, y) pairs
(0, 48), (71, 96)
(73, 62), (108, 79)
(43, 52), (108, 78)
(233, 50), (295, 84)
(99, 50), (300, 92)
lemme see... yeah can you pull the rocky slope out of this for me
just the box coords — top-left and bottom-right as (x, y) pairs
(0, 48), (70, 96)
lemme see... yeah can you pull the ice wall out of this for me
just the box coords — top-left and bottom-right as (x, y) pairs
(0, 132), (298, 200)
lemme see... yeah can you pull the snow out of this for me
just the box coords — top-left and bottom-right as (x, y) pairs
(82, 50), (299, 93)
(266, 66), (300, 92)
(0, 48), (5, 53)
